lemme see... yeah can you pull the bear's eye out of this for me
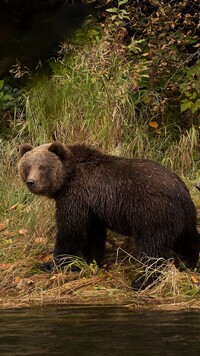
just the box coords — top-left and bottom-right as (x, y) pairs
(39, 165), (46, 172)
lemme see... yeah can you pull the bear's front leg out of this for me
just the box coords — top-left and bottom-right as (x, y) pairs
(40, 220), (89, 273)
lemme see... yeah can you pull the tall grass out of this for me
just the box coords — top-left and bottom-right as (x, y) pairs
(24, 62), (135, 146)
(13, 34), (198, 178)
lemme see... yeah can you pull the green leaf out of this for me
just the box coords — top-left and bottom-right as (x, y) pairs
(3, 94), (13, 101)
(185, 91), (191, 98)
(121, 9), (129, 15)
(106, 8), (118, 13)
(191, 92), (197, 100)
(119, 0), (128, 6)
(180, 100), (192, 113)
(191, 99), (200, 113)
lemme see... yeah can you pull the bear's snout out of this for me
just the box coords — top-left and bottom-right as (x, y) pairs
(26, 179), (36, 190)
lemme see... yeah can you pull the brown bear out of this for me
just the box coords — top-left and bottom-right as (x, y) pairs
(18, 141), (200, 290)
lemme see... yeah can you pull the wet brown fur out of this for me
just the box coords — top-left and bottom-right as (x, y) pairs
(18, 141), (200, 289)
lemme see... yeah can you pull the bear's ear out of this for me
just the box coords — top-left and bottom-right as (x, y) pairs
(19, 143), (33, 157)
(48, 141), (70, 160)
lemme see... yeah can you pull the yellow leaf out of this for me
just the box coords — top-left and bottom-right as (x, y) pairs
(191, 275), (199, 284)
(14, 276), (21, 283)
(149, 121), (159, 129)
(19, 229), (28, 235)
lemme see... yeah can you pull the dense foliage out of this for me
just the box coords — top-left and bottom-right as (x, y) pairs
(0, 0), (200, 159)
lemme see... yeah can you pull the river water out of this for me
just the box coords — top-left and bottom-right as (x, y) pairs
(0, 305), (200, 355)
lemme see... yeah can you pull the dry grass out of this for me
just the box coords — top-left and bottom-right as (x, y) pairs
(0, 233), (200, 310)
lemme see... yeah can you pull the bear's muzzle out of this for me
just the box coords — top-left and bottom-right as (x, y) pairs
(26, 179), (36, 191)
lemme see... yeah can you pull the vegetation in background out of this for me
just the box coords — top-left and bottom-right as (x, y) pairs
(0, 0), (200, 308)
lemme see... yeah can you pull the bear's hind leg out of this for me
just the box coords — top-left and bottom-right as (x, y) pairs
(132, 233), (172, 290)
(173, 232), (200, 270)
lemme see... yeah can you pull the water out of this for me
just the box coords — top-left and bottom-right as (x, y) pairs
(0, 305), (200, 355)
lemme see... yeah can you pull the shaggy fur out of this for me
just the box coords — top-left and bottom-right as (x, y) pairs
(18, 141), (200, 290)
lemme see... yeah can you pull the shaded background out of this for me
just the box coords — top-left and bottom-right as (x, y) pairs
(0, 0), (96, 75)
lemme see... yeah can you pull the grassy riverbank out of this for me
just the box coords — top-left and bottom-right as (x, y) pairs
(1, 4), (200, 308)
(1, 133), (200, 309)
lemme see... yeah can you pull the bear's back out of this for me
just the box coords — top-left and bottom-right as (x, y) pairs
(68, 144), (190, 204)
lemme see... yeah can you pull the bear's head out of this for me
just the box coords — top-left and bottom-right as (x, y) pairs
(18, 141), (73, 197)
